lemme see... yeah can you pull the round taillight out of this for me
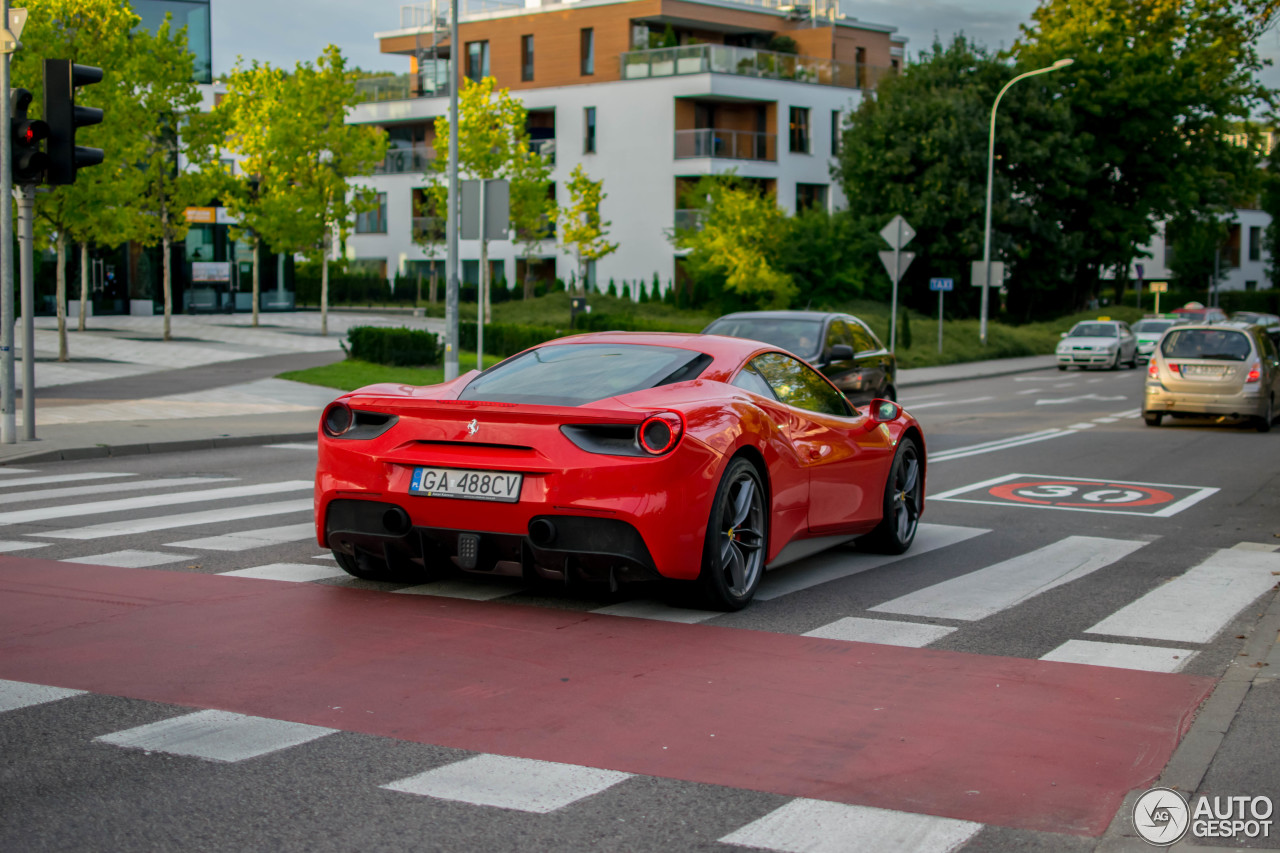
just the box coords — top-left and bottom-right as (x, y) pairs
(1148, 361), (1158, 378)
(639, 412), (684, 455)
(323, 402), (353, 437)
(1245, 362), (1261, 383)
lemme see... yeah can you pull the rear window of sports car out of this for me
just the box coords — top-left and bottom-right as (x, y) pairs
(459, 344), (711, 407)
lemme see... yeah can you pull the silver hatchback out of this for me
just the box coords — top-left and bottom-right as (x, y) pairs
(1143, 323), (1280, 432)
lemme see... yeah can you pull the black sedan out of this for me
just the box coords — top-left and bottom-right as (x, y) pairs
(702, 310), (897, 403)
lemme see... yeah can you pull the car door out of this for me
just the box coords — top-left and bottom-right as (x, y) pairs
(1118, 322), (1137, 363)
(749, 352), (895, 534)
(849, 318), (893, 401)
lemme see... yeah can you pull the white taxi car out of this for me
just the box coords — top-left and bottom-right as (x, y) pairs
(1056, 319), (1139, 370)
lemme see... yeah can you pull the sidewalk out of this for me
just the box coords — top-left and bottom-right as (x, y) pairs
(0, 313), (1056, 465)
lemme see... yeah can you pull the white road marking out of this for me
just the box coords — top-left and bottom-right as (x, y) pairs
(312, 553), (336, 561)
(756, 524), (989, 601)
(1093, 417), (1119, 424)
(0, 540), (50, 552)
(65, 550), (197, 568)
(803, 617), (957, 647)
(220, 563), (349, 582)
(0, 476), (234, 507)
(265, 443), (317, 451)
(719, 798), (982, 853)
(396, 579), (526, 601)
(95, 710), (336, 763)
(928, 429), (1071, 462)
(1232, 542), (1280, 553)
(930, 473), (1218, 518)
(1040, 640), (1195, 673)
(0, 680), (86, 713)
(382, 754), (632, 813)
(872, 536), (1148, 622)
(1068, 423), (1097, 430)
(592, 600), (718, 623)
(169, 522), (316, 551)
(901, 396), (993, 411)
(38, 499), (313, 540)
(0, 467), (35, 474)
(0, 480), (310, 526)
(1016, 388), (1043, 394)
(1086, 549), (1280, 644)
(1110, 408), (1142, 418)
(0, 472), (136, 489)
(1037, 394), (1129, 405)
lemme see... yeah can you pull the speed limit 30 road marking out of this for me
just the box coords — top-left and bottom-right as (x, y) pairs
(931, 473), (1218, 517)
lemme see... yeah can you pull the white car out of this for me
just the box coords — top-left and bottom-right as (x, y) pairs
(1131, 318), (1184, 363)
(1055, 319), (1139, 370)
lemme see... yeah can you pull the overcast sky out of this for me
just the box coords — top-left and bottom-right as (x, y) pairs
(210, 0), (1280, 86)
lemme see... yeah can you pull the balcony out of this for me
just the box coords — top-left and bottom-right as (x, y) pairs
(674, 129), (776, 162)
(354, 64), (452, 104)
(621, 44), (890, 90)
(529, 138), (556, 165)
(377, 144), (435, 175)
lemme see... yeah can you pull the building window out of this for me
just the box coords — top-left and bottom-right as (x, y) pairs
(1246, 280), (1258, 291)
(1249, 225), (1262, 261)
(830, 110), (841, 156)
(796, 183), (827, 212)
(521, 34), (534, 81)
(580, 28), (595, 76)
(219, 158), (235, 176)
(855, 47), (867, 88)
(584, 107), (596, 153)
(466, 41), (489, 83)
(356, 193), (388, 234)
(789, 107), (810, 154)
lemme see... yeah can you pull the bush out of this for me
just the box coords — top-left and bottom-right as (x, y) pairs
(346, 325), (440, 366)
(458, 321), (564, 357)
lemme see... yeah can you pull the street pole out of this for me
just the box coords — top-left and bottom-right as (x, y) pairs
(889, 221), (901, 352)
(477, 178), (485, 371)
(17, 183), (33, 439)
(937, 288), (944, 354)
(980, 57), (1073, 346)
(444, 0), (460, 382)
(1, 0), (16, 444)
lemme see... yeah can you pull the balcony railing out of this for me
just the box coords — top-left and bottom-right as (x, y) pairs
(377, 145), (435, 175)
(621, 44), (891, 90)
(674, 128), (776, 161)
(355, 65), (452, 104)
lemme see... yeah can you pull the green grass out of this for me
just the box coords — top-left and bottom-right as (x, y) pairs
(279, 352), (504, 392)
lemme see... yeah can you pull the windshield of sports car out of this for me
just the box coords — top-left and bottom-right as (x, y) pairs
(1160, 329), (1253, 361)
(459, 344), (711, 406)
(1068, 323), (1118, 338)
(702, 318), (823, 360)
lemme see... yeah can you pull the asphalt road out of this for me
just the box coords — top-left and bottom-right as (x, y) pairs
(1, 363), (1278, 853)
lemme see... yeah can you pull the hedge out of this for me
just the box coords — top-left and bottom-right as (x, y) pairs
(458, 321), (564, 358)
(346, 325), (441, 366)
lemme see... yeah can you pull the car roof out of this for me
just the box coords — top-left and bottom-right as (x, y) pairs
(548, 330), (771, 361)
(708, 310), (844, 322)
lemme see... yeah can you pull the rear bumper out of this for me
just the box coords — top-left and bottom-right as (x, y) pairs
(324, 498), (665, 584)
(1143, 383), (1267, 417)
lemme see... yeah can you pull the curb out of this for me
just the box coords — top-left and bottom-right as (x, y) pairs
(897, 361), (1060, 389)
(1095, 584), (1280, 852)
(0, 432), (318, 466)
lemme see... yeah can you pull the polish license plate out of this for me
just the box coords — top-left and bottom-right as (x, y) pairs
(1180, 364), (1228, 378)
(409, 467), (523, 503)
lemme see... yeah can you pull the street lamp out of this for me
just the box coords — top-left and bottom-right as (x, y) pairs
(979, 57), (1073, 345)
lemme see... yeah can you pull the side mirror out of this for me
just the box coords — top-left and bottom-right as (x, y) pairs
(830, 344), (854, 361)
(868, 398), (900, 425)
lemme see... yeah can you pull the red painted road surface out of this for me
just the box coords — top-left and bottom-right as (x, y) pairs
(0, 558), (1214, 835)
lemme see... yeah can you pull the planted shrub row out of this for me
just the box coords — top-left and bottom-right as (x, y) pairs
(346, 326), (441, 366)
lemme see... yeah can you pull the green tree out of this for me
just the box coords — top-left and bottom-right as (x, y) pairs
(10, 0), (140, 359)
(672, 174), (794, 308)
(222, 47), (387, 336)
(117, 18), (222, 341)
(834, 36), (1080, 322)
(560, 164), (618, 294)
(509, 150), (556, 299)
(1014, 0), (1268, 305)
(428, 76), (531, 319)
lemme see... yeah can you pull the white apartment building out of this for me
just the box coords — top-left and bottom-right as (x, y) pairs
(1112, 208), (1273, 295)
(346, 0), (905, 292)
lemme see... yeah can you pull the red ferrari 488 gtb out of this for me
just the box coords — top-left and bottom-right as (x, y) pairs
(315, 332), (925, 610)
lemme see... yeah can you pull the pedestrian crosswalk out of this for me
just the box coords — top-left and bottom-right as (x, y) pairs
(1, 465), (1277, 681)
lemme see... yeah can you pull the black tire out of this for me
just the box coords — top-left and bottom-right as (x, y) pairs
(1108, 351), (1121, 371)
(1258, 395), (1274, 433)
(1143, 412), (1163, 427)
(332, 547), (425, 583)
(861, 438), (923, 555)
(698, 457), (768, 611)
(1057, 365), (1068, 371)
(1126, 349), (1138, 368)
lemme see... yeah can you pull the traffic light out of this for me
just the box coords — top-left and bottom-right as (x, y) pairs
(42, 59), (104, 186)
(9, 88), (50, 184)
